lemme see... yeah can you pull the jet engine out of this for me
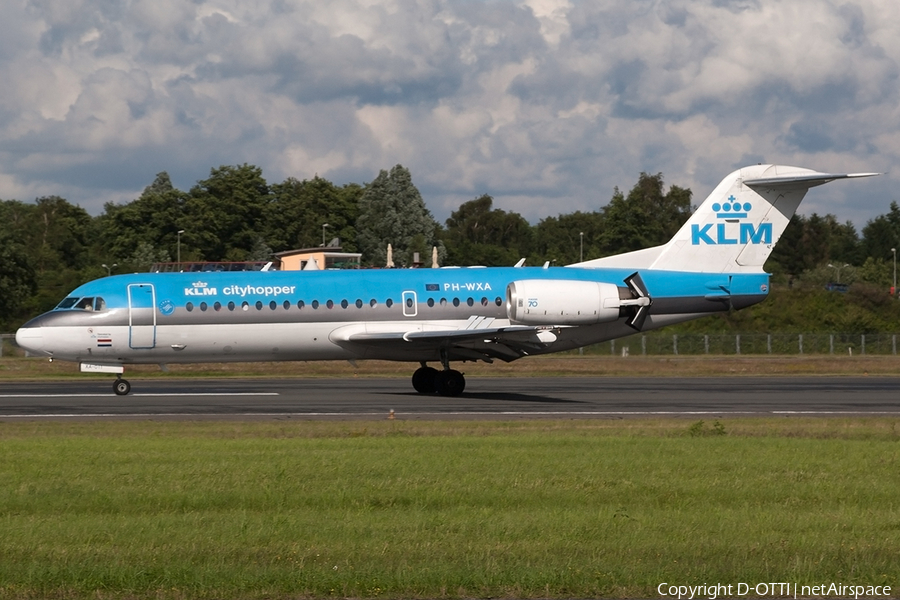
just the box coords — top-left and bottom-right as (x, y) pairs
(506, 279), (624, 325)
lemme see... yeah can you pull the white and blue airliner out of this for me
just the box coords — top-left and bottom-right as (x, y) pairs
(15, 165), (876, 396)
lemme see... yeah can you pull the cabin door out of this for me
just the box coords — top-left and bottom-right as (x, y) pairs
(128, 283), (157, 349)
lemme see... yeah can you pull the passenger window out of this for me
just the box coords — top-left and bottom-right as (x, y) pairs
(186, 302), (194, 312)
(467, 298), (474, 307)
(386, 299), (393, 308)
(427, 298), (435, 307)
(355, 299), (363, 308)
(283, 300), (291, 310)
(200, 302), (208, 311)
(269, 301), (277, 310)
(228, 301), (236, 311)
(453, 298), (460, 307)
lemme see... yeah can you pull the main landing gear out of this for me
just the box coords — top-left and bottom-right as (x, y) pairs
(113, 376), (131, 396)
(412, 361), (466, 397)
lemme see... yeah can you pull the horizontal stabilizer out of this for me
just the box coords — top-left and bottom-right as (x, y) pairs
(744, 171), (879, 189)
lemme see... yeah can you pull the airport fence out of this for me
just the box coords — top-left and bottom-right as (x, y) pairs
(4, 332), (900, 358)
(588, 332), (900, 356)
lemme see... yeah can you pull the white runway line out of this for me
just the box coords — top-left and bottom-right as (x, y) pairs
(0, 392), (280, 398)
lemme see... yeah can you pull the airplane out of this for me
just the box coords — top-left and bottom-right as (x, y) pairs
(15, 164), (877, 397)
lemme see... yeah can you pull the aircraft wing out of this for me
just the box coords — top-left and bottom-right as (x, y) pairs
(330, 317), (566, 362)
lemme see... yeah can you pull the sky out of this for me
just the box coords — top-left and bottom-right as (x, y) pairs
(0, 0), (897, 230)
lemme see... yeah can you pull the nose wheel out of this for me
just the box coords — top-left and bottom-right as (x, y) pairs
(113, 377), (131, 396)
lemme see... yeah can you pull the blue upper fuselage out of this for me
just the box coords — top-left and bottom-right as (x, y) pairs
(39, 266), (769, 322)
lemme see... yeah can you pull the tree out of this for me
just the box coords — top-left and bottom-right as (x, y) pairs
(266, 176), (361, 252)
(0, 228), (36, 329)
(356, 165), (444, 266)
(598, 173), (692, 255)
(442, 195), (532, 266)
(100, 172), (189, 268)
(766, 214), (861, 277)
(532, 210), (604, 265)
(860, 201), (900, 267)
(0, 196), (100, 318)
(184, 165), (272, 261)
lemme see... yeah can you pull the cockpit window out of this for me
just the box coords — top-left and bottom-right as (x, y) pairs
(75, 297), (95, 310)
(57, 297), (106, 311)
(56, 297), (79, 309)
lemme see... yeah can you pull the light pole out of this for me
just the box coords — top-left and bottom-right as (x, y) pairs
(892, 248), (897, 296)
(177, 230), (185, 264)
(322, 223), (331, 247)
(580, 232), (584, 262)
(101, 263), (117, 277)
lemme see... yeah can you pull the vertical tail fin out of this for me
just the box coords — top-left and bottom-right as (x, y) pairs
(647, 165), (877, 273)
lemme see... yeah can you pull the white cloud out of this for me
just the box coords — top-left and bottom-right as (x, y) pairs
(0, 0), (894, 231)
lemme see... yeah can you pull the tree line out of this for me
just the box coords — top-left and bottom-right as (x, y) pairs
(2, 163), (899, 330)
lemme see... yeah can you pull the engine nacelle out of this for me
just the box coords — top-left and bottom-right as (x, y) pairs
(506, 279), (623, 325)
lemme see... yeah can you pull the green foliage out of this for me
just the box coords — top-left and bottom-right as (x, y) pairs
(185, 164), (272, 261)
(0, 227), (36, 329)
(599, 173), (692, 254)
(687, 420), (727, 437)
(356, 165), (443, 266)
(860, 201), (900, 264)
(442, 195), (533, 266)
(100, 172), (189, 268)
(533, 210), (604, 265)
(767, 213), (861, 275)
(266, 176), (361, 252)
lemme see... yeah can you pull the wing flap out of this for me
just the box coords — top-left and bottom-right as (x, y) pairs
(332, 322), (564, 363)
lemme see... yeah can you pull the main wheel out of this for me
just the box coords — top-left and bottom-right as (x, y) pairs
(412, 366), (438, 394)
(434, 369), (465, 397)
(113, 379), (131, 396)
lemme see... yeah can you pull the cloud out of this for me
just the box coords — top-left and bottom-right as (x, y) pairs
(0, 0), (895, 231)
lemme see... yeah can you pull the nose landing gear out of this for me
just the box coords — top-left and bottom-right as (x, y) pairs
(113, 376), (132, 396)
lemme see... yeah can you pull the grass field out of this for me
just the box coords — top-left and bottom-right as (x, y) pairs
(1, 419), (899, 599)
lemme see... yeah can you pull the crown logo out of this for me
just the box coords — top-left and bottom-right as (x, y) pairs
(712, 196), (752, 219)
(192, 281), (208, 288)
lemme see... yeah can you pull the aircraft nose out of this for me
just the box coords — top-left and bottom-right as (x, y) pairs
(15, 326), (43, 352)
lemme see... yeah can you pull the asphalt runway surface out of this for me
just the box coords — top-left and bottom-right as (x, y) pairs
(1, 376), (899, 420)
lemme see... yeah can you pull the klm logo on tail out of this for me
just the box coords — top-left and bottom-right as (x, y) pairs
(691, 197), (772, 246)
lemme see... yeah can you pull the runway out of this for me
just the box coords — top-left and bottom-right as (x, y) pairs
(1, 376), (899, 419)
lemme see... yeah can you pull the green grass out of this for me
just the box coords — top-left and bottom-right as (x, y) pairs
(1, 419), (899, 599)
